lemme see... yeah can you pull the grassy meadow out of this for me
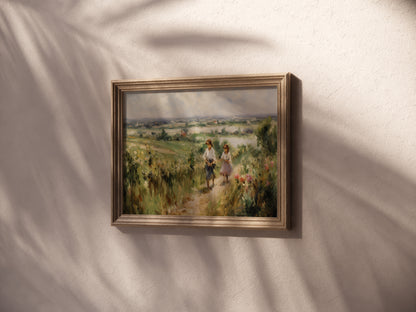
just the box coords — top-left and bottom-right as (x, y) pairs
(123, 116), (278, 217)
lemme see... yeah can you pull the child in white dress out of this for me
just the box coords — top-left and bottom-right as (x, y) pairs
(220, 144), (232, 184)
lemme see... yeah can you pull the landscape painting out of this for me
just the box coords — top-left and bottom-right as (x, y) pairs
(122, 86), (279, 217)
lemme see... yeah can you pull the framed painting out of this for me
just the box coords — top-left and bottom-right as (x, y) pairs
(112, 73), (291, 229)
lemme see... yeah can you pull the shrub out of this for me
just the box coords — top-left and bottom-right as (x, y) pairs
(255, 117), (277, 156)
(156, 129), (171, 141)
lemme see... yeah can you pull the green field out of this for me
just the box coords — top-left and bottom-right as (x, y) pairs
(123, 117), (278, 217)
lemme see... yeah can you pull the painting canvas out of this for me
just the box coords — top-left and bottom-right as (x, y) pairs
(112, 74), (290, 229)
(124, 87), (280, 216)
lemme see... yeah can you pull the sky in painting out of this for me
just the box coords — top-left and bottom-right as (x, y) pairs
(125, 87), (277, 120)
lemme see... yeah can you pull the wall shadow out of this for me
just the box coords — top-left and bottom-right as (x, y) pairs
(282, 113), (416, 311)
(0, 0), (290, 311)
(145, 31), (272, 49)
(1, 1), (416, 311)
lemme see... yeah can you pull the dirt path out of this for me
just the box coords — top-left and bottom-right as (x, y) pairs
(182, 164), (241, 215)
(182, 179), (230, 215)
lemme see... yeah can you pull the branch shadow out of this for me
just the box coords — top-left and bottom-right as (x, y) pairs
(0, 1), (129, 310)
(0, 0), (289, 311)
(98, 0), (187, 27)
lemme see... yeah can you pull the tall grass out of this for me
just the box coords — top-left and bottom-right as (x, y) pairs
(123, 145), (206, 215)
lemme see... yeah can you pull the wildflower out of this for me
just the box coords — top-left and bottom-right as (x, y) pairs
(234, 174), (240, 181)
(265, 164), (269, 171)
(270, 160), (274, 167)
(245, 174), (253, 183)
(239, 177), (245, 183)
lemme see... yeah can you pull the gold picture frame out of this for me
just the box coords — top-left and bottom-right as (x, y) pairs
(112, 73), (291, 229)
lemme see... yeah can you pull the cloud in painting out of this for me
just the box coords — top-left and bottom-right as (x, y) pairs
(125, 87), (277, 120)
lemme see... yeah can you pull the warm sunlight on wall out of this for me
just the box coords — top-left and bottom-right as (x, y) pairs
(1, 0), (415, 311)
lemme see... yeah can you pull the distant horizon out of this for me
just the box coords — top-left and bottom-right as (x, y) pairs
(125, 87), (278, 120)
(125, 113), (278, 123)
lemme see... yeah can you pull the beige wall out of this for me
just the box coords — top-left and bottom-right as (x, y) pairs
(1, 0), (415, 311)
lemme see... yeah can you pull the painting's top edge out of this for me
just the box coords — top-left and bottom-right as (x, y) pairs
(111, 73), (291, 84)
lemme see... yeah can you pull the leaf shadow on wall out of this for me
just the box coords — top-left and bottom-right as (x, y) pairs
(0, 1), (130, 310)
(1, 0), (416, 311)
(0, 0), (288, 311)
